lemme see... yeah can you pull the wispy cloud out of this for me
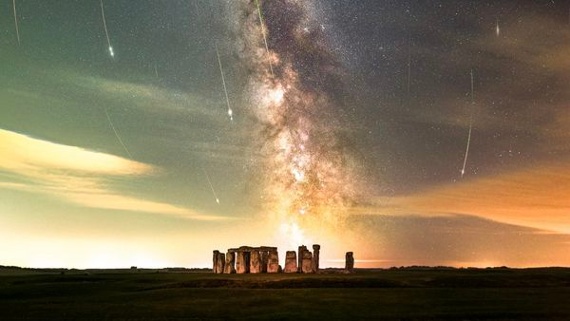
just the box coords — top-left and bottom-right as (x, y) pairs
(357, 161), (570, 234)
(0, 129), (229, 221)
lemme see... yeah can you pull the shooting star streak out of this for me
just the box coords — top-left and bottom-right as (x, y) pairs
(215, 43), (233, 121)
(255, 0), (274, 76)
(104, 108), (132, 159)
(461, 69), (475, 178)
(12, 0), (20, 46)
(100, 0), (114, 58)
(203, 168), (220, 204)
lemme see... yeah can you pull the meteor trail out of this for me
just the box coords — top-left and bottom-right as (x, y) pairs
(255, 0), (274, 76)
(203, 169), (220, 204)
(104, 108), (132, 158)
(12, 0), (20, 46)
(461, 69), (475, 178)
(100, 0), (114, 58)
(215, 43), (233, 121)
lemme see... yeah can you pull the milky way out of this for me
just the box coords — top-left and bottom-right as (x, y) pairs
(229, 0), (362, 245)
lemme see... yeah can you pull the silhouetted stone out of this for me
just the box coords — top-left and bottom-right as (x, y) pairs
(345, 251), (354, 272)
(284, 251), (297, 273)
(312, 244), (320, 273)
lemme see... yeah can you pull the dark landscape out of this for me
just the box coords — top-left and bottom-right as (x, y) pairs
(1, 266), (569, 320)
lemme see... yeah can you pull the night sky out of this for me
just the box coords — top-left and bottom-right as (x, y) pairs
(1, 0), (569, 269)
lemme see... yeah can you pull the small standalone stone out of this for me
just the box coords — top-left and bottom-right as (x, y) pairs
(224, 251), (236, 274)
(301, 250), (313, 273)
(284, 251), (297, 273)
(267, 249), (280, 273)
(250, 250), (262, 274)
(345, 252), (354, 272)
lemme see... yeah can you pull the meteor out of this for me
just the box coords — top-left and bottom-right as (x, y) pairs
(255, 0), (274, 76)
(100, 0), (114, 58)
(215, 43), (233, 121)
(203, 169), (220, 204)
(104, 108), (132, 159)
(461, 70), (475, 178)
(12, 0), (20, 46)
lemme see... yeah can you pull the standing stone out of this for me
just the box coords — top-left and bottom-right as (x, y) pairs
(236, 251), (248, 274)
(213, 250), (220, 273)
(345, 252), (354, 272)
(284, 251), (297, 273)
(312, 244), (320, 273)
(216, 252), (225, 274)
(301, 250), (313, 273)
(267, 249), (280, 273)
(297, 245), (307, 273)
(260, 251), (268, 273)
(250, 250), (262, 274)
(224, 251), (236, 274)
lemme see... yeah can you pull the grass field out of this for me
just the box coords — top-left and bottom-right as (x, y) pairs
(0, 267), (569, 320)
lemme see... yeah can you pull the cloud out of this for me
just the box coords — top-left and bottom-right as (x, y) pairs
(0, 129), (228, 221)
(358, 161), (570, 234)
(0, 128), (152, 175)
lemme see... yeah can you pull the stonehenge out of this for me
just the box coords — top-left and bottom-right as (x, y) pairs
(213, 244), (325, 274)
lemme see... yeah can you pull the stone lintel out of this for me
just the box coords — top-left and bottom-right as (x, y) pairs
(227, 246), (278, 253)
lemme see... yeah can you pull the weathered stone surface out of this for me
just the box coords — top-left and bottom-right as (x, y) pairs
(228, 246), (277, 252)
(297, 245), (307, 272)
(301, 249), (313, 273)
(217, 252), (225, 274)
(250, 250), (262, 274)
(284, 251), (297, 273)
(236, 251), (249, 274)
(213, 250), (220, 273)
(224, 251), (236, 274)
(312, 244), (320, 273)
(267, 249), (280, 273)
(260, 251), (268, 273)
(345, 251), (354, 272)
(213, 250), (226, 274)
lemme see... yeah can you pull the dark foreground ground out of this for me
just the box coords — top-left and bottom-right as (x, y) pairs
(0, 267), (569, 320)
